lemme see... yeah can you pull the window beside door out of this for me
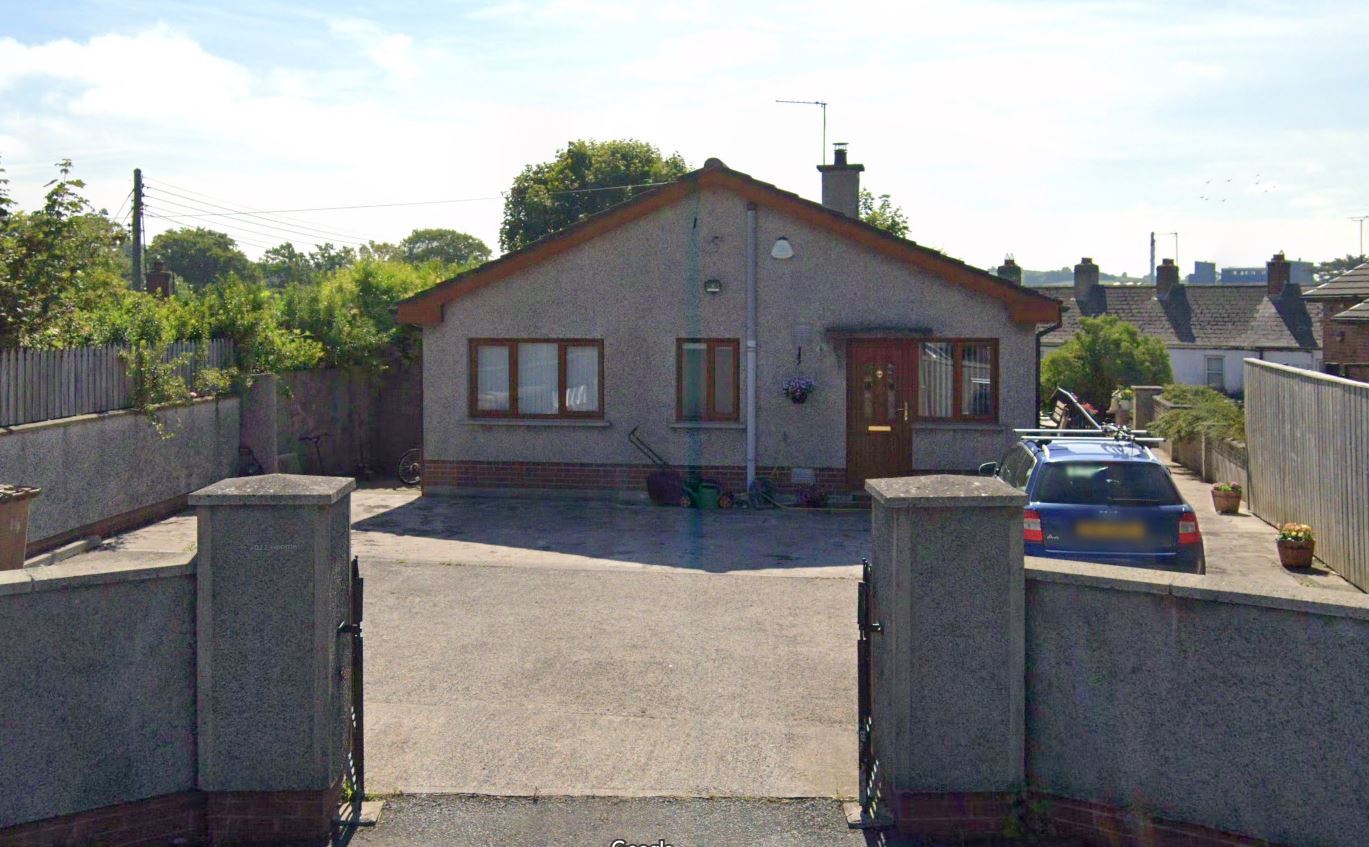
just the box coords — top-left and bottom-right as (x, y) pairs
(917, 339), (997, 422)
(677, 338), (739, 421)
(469, 339), (603, 418)
(1205, 355), (1225, 392)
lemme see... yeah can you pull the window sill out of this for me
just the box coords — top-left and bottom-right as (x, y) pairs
(912, 421), (1005, 432)
(463, 418), (612, 428)
(670, 421), (746, 430)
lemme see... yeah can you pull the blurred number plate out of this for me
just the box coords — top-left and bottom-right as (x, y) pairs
(867, 425), (892, 432)
(1076, 520), (1145, 540)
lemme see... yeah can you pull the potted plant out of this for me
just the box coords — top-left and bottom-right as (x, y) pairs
(1275, 523), (1315, 569)
(1210, 482), (1242, 515)
(781, 376), (816, 404)
(1112, 387), (1134, 412)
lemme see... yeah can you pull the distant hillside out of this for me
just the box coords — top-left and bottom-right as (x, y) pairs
(1020, 267), (1146, 286)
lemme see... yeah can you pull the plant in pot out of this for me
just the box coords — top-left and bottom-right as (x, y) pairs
(1210, 482), (1242, 515)
(1275, 523), (1315, 570)
(781, 376), (816, 404)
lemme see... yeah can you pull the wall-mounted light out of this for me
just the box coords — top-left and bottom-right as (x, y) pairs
(771, 236), (794, 260)
(704, 277), (722, 294)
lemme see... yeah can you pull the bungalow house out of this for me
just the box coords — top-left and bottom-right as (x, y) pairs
(1303, 262), (1369, 382)
(396, 149), (1060, 499)
(1036, 254), (1321, 394)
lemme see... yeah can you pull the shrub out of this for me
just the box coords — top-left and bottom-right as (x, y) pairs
(1150, 384), (1245, 443)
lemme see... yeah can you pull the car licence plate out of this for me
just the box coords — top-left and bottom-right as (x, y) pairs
(1075, 520), (1146, 540)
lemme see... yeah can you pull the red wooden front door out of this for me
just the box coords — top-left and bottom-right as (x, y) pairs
(846, 340), (916, 487)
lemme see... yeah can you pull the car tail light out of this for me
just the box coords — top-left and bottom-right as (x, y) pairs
(1179, 513), (1201, 545)
(1024, 509), (1043, 543)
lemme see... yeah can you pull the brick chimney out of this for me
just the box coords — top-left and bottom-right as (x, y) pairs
(1155, 258), (1180, 301)
(146, 261), (172, 297)
(1073, 257), (1100, 301)
(996, 256), (1022, 285)
(1267, 252), (1291, 299)
(816, 142), (863, 218)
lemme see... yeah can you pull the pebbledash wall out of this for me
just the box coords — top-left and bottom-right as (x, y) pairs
(868, 476), (1369, 847)
(0, 396), (239, 554)
(421, 184), (1038, 496)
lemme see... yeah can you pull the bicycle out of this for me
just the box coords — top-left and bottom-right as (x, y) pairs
(397, 447), (422, 487)
(298, 432), (329, 474)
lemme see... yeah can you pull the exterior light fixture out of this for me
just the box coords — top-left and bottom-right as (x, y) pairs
(704, 277), (722, 294)
(771, 236), (794, 260)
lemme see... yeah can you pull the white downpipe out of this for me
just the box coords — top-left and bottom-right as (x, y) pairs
(746, 204), (758, 488)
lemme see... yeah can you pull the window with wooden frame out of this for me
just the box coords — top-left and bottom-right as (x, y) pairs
(677, 338), (740, 422)
(915, 339), (998, 422)
(469, 339), (604, 419)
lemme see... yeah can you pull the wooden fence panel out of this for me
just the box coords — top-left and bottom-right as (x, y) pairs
(1245, 360), (1369, 592)
(0, 339), (234, 427)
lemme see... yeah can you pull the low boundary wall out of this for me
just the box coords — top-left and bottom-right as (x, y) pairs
(0, 397), (239, 554)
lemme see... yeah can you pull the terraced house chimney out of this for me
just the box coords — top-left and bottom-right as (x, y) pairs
(996, 256), (1022, 285)
(1155, 258), (1180, 301)
(1267, 252), (1291, 300)
(817, 142), (863, 218)
(1073, 257), (1100, 301)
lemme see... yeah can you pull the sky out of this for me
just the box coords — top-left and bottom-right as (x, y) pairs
(2, 0), (1368, 275)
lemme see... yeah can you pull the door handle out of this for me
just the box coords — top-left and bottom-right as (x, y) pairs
(900, 402), (910, 422)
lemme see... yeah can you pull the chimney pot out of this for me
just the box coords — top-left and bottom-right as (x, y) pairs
(816, 143), (864, 218)
(1266, 252), (1292, 300)
(996, 255), (1022, 285)
(1073, 257), (1100, 301)
(1156, 257), (1180, 300)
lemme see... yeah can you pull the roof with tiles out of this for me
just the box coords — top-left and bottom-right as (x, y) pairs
(1304, 263), (1369, 301)
(1038, 283), (1320, 350)
(1334, 299), (1369, 323)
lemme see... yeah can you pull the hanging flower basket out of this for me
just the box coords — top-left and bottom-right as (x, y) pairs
(1275, 523), (1315, 569)
(781, 376), (816, 404)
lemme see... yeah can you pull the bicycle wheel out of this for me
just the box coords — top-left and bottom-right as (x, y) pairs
(397, 448), (422, 486)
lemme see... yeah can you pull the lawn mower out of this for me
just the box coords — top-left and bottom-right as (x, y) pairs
(628, 426), (734, 508)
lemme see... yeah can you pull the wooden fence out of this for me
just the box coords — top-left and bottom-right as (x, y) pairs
(0, 339), (234, 427)
(1245, 359), (1369, 592)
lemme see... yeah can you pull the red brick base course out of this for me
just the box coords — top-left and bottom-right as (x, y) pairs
(0, 785), (341, 847)
(423, 458), (849, 497)
(890, 790), (1287, 846)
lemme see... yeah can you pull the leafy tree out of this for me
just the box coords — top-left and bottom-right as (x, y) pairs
(1040, 315), (1173, 411)
(1314, 254), (1367, 284)
(308, 242), (357, 275)
(859, 189), (909, 239)
(0, 159), (128, 346)
(149, 227), (256, 289)
(399, 227), (490, 266)
(259, 242), (315, 288)
(500, 139), (688, 252)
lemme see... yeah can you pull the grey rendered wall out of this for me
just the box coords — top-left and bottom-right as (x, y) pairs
(0, 397), (239, 545)
(277, 363), (420, 476)
(0, 557), (196, 827)
(1025, 561), (1369, 847)
(423, 185), (1036, 477)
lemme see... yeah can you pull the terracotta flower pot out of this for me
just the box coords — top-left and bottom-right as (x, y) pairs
(1277, 539), (1315, 569)
(1211, 489), (1242, 515)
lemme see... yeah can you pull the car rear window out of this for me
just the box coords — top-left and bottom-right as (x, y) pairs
(1034, 461), (1181, 506)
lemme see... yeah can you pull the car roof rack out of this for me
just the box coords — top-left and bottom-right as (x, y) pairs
(1015, 423), (1165, 447)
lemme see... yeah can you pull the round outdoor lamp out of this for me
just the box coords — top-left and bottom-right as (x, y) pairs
(771, 236), (794, 260)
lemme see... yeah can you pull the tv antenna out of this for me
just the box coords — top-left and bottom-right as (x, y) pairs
(1350, 215), (1368, 258)
(776, 99), (828, 164)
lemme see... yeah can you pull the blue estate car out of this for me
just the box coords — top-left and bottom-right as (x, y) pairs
(983, 437), (1205, 573)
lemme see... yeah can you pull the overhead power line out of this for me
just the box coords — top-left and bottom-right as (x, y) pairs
(144, 190), (370, 248)
(145, 182), (369, 245)
(150, 178), (372, 242)
(143, 210), (277, 251)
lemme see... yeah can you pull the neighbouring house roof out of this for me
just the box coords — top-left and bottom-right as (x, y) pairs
(395, 158), (1061, 326)
(1038, 284), (1321, 350)
(1335, 300), (1369, 322)
(1304, 262), (1369, 301)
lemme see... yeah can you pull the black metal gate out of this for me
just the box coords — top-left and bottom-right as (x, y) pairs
(857, 557), (882, 821)
(338, 555), (365, 823)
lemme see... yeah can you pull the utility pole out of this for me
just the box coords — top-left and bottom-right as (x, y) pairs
(776, 99), (829, 163)
(131, 168), (144, 290)
(1351, 215), (1368, 259)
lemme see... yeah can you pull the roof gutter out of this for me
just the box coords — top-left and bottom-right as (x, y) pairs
(746, 203), (758, 489)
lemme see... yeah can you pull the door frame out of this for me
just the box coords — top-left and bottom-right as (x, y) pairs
(845, 338), (918, 487)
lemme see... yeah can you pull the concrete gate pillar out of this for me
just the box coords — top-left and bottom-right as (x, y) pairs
(866, 475), (1027, 839)
(189, 473), (356, 845)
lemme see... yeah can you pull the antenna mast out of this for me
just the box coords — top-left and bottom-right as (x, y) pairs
(775, 99), (829, 163)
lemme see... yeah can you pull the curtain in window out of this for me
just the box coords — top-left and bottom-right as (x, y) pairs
(518, 342), (558, 414)
(961, 342), (994, 418)
(680, 342), (707, 419)
(713, 344), (736, 418)
(565, 345), (600, 412)
(476, 345), (510, 411)
(918, 342), (954, 418)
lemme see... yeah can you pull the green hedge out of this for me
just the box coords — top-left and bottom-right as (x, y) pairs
(1150, 384), (1245, 443)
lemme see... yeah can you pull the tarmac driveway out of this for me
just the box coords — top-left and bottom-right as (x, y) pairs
(354, 492), (868, 799)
